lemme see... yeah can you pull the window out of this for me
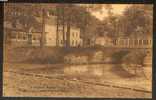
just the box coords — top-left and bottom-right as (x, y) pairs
(38, 36), (41, 40)
(10, 33), (16, 39)
(59, 40), (63, 44)
(143, 40), (148, 45)
(61, 40), (63, 44)
(134, 40), (138, 45)
(150, 40), (152, 44)
(146, 40), (149, 45)
(77, 33), (79, 37)
(75, 32), (77, 37)
(143, 40), (147, 45)
(113, 40), (116, 45)
(75, 40), (77, 45)
(119, 39), (124, 45)
(50, 11), (54, 16)
(72, 32), (74, 37)
(72, 40), (74, 45)
(18, 33), (22, 39)
(23, 35), (27, 40)
(33, 36), (36, 40)
(139, 40), (142, 45)
(129, 39), (133, 45)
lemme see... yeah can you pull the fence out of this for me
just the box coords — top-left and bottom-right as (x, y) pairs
(112, 38), (152, 49)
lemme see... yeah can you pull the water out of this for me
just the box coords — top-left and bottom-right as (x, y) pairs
(63, 64), (117, 79)
(8, 63), (152, 91)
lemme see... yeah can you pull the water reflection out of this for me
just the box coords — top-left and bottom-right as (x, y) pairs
(64, 64), (113, 77)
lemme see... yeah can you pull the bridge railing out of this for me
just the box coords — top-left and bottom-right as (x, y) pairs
(112, 38), (152, 49)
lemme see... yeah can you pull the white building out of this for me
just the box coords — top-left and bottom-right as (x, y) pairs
(45, 15), (57, 46)
(70, 27), (83, 47)
(45, 11), (82, 47)
(4, 20), (42, 46)
(4, 9), (83, 47)
(95, 36), (113, 47)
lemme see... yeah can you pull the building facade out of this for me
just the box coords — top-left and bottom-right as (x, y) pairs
(45, 11), (82, 47)
(70, 27), (83, 47)
(4, 20), (42, 46)
(4, 8), (83, 47)
(45, 15), (57, 46)
(95, 36), (113, 47)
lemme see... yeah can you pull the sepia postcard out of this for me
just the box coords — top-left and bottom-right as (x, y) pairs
(3, 3), (153, 98)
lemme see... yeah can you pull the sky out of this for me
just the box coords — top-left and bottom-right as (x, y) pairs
(91, 4), (130, 21)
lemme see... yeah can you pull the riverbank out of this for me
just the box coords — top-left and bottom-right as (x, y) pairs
(3, 62), (152, 97)
(4, 45), (141, 64)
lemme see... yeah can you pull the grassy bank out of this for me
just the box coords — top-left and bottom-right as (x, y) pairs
(4, 45), (142, 64)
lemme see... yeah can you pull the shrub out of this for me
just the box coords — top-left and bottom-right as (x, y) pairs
(122, 50), (146, 65)
(111, 50), (130, 64)
(121, 50), (147, 76)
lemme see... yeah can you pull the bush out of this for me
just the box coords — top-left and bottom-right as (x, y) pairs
(121, 50), (147, 76)
(111, 50), (130, 64)
(122, 50), (146, 65)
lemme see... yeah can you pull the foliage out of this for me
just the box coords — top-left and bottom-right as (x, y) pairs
(95, 4), (152, 38)
(4, 4), (153, 46)
(122, 5), (153, 37)
(122, 50), (146, 65)
(121, 50), (147, 76)
(111, 50), (130, 64)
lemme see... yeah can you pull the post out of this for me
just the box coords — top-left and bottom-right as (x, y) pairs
(40, 8), (45, 47)
(62, 6), (65, 47)
(56, 7), (59, 47)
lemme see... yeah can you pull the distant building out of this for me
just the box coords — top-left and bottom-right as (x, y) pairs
(70, 27), (83, 47)
(4, 20), (42, 46)
(95, 35), (113, 47)
(45, 11), (82, 47)
(44, 14), (57, 46)
(4, 8), (83, 47)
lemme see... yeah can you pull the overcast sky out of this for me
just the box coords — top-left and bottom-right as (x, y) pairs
(91, 4), (130, 20)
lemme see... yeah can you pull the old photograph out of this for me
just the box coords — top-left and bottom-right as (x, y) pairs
(3, 3), (153, 98)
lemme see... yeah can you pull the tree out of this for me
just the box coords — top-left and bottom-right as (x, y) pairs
(56, 4), (97, 47)
(104, 4), (113, 16)
(4, 3), (40, 45)
(122, 50), (147, 78)
(122, 4), (153, 37)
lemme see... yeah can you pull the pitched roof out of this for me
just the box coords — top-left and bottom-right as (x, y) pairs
(4, 16), (43, 33)
(4, 20), (25, 31)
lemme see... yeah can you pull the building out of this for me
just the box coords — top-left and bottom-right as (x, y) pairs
(4, 4), (43, 47)
(4, 20), (42, 46)
(27, 27), (42, 46)
(70, 26), (83, 47)
(45, 11), (83, 47)
(4, 6), (83, 47)
(95, 36), (113, 47)
(44, 13), (57, 46)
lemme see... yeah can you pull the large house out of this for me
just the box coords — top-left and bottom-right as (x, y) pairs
(70, 26), (83, 47)
(4, 20), (42, 46)
(95, 35), (113, 47)
(44, 11), (82, 47)
(44, 14), (57, 46)
(4, 9), (83, 47)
